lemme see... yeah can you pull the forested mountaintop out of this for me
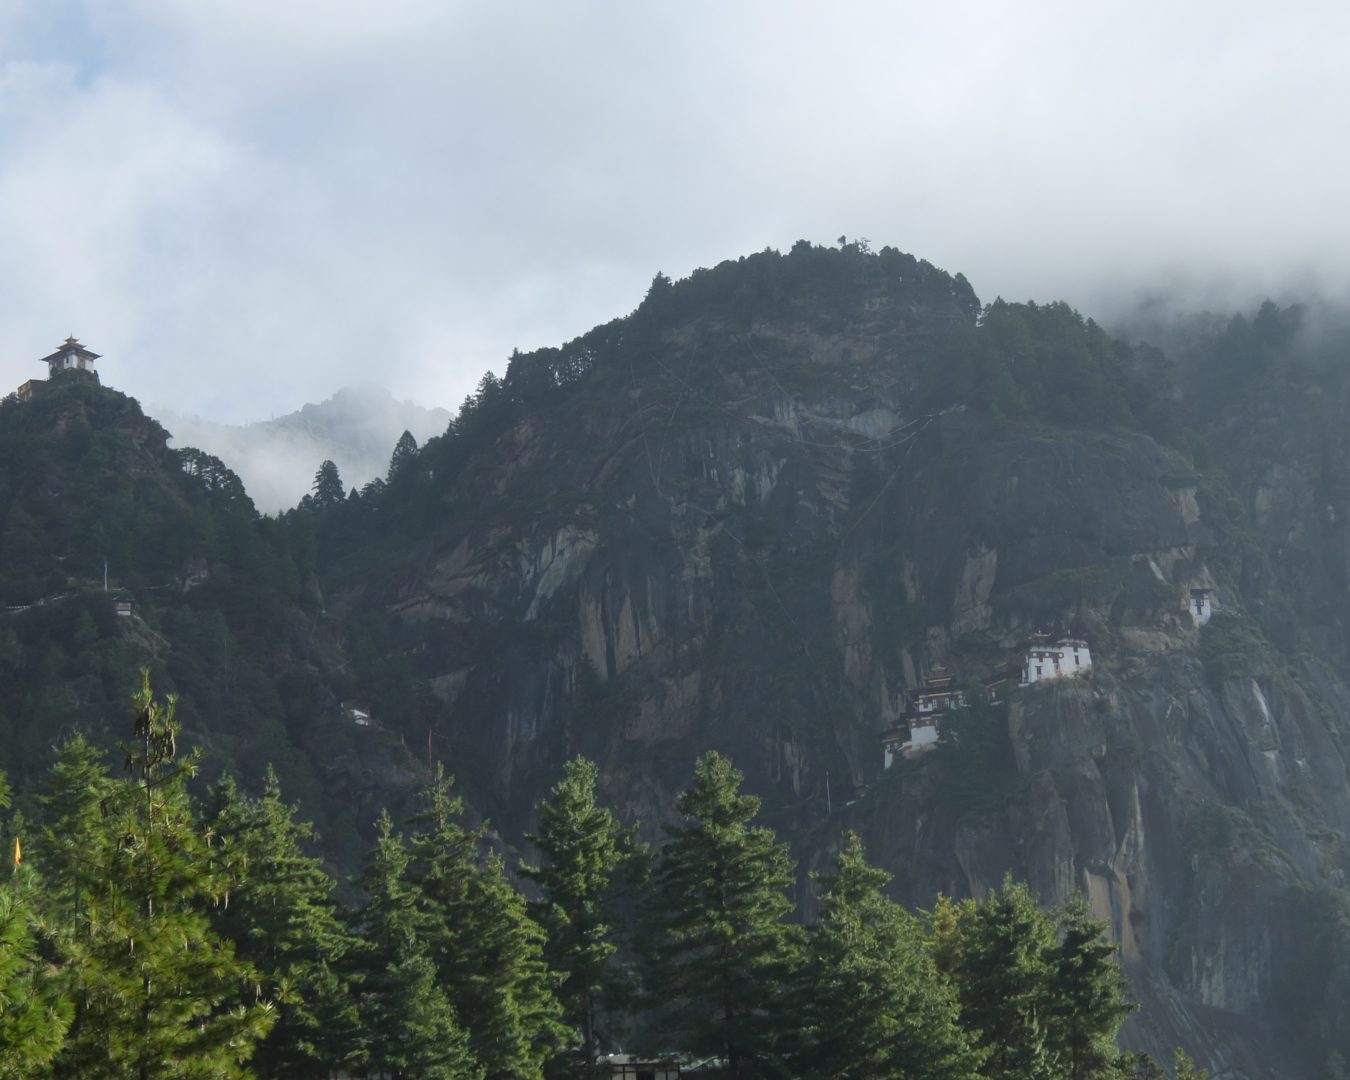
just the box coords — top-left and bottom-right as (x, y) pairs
(0, 372), (417, 856)
(5, 240), (1350, 1077)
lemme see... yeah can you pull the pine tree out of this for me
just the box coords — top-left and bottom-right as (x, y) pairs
(35, 733), (112, 918)
(311, 460), (344, 508)
(0, 772), (72, 1079)
(0, 869), (72, 1079)
(796, 833), (981, 1080)
(944, 875), (1059, 1080)
(644, 752), (802, 1080)
(409, 768), (568, 1080)
(1047, 895), (1135, 1080)
(354, 811), (476, 1080)
(522, 756), (645, 1079)
(55, 672), (275, 1079)
(208, 769), (364, 1078)
(388, 430), (419, 480)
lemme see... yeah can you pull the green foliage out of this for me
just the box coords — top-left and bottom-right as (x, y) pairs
(943, 878), (1059, 1080)
(0, 776), (71, 1080)
(0, 376), (359, 877)
(936, 878), (1135, 1080)
(35, 733), (113, 916)
(52, 673), (275, 1079)
(208, 768), (364, 1077)
(644, 752), (802, 1079)
(1, 698), (1147, 1080)
(409, 767), (568, 1080)
(795, 833), (981, 1080)
(522, 756), (647, 1079)
(1047, 896), (1135, 1080)
(1172, 1048), (1209, 1080)
(354, 811), (476, 1080)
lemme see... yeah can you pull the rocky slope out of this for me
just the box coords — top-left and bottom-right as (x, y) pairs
(322, 245), (1350, 1078)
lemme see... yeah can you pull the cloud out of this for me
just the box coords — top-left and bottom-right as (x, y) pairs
(2, 2), (1348, 421)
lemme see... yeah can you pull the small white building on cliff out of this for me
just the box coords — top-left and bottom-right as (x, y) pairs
(16, 337), (102, 401)
(1020, 638), (1092, 685)
(882, 669), (963, 767)
(1188, 587), (1214, 625)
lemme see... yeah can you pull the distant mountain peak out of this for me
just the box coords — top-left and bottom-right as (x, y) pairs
(151, 384), (452, 513)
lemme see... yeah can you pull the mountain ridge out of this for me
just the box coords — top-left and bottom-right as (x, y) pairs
(5, 241), (1350, 1077)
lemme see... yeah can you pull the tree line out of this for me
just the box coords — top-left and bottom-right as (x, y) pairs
(0, 676), (1193, 1080)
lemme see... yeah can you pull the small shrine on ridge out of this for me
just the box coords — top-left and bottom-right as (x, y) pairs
(16, 336), (102, 401)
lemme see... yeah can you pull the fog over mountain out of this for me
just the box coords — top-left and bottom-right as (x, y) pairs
(153, 384), (451, 513)
(2, 2), (1348, 423)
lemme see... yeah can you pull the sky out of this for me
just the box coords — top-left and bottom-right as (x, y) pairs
(1, 1), (1348, 423)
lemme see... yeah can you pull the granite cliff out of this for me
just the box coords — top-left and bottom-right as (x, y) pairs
(319, 245), (1350, 1078)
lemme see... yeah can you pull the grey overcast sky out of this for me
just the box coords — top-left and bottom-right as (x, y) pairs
(1, 1), (1347, 422)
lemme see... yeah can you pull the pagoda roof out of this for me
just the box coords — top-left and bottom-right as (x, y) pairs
(37, 336), (100, 366)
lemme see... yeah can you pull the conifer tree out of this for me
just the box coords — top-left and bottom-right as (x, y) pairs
(354, 811), (475, 1080)
(208, 769), (364, 1078)
(55, 672), (274, 1079)
(388, 429), (419, 480)
(0, 773), (71, 1079)
(311, 460), (344, 508)
(944, 875), (1059, 1080)
(409, 768), (568, 1080)
(1046, 895), (1134, 1080)
(797, 833), (981, 1080)
(35, 733), (112, 918)
(522, 756), (645, 1079)
(0, 868), (72, 1079)
(644, 752), (802, 1080)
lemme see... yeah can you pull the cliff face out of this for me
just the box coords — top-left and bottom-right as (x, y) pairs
(328, 248), (1350, 1078)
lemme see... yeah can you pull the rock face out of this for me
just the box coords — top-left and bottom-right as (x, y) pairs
(330, 248), (1350, 1078)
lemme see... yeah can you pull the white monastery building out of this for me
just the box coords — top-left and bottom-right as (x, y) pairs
(1188, 587), (1214, 625)
(1020, 638), (1092, 685)
(882, 669), (962, 768)
(883, 641), (1096, 770)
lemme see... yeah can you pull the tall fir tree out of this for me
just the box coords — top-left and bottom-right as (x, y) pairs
(1046, 895), (1134, 1080)
(409, 768), (568, 1080)
(0, 867), (72, 1079)
(796, 832), (982, 1080)
(388, 430), (419, 480)
(53, 672), (274, 1079)
(522, 756), (646, 1079)
(208, 769), (364, 1078)
(644, 752), (802, 1080)
(943, 876), (1059, 1080)
(310, 460), (344, 508)
(35, 733), (113, 919)
(0, 772), (71, 1079)
(354, 811), (475, 1080)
